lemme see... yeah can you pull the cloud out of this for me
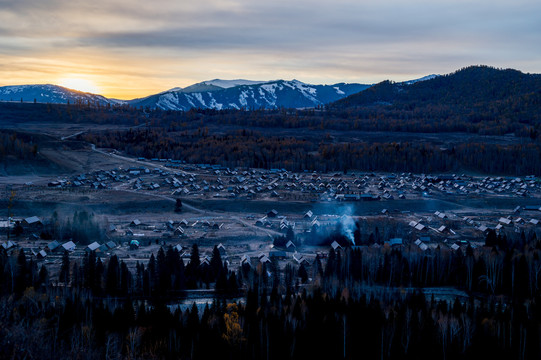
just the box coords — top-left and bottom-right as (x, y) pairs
(0, 0), (540, 97)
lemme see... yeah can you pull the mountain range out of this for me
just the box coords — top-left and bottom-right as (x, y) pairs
(128, 80), (372, 110)
(0, 75), (437, 111)
(4, 67), (535, 112)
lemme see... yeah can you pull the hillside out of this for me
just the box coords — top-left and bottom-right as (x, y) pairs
(0, 84), (116, 105)
(333, 65), (541, 109)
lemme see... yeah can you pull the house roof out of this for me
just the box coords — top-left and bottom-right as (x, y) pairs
(293, 254), (309, 264)
(175, 226), (185, 233)
(87, 242), (100, 251)
(173, 244), (183, 252)
(1, 240), (16, 250)
(48, 240), (61, 250)
(241, 255), (251, 265)
(415, 223), (426, 231)
(414, 240), (428, 251)
(62, 241), (76, 251)
(24, 216), (41, 225)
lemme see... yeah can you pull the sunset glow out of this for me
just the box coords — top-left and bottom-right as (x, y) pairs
(58, 77), (101, 94)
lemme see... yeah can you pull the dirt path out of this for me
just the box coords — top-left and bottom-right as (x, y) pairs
(60, 131), (84, 140)
(90, 144), (194, 176)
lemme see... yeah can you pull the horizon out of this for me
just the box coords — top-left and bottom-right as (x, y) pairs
(0, 74), (431, 100)
(0, 66), (531, 101)
(1, 0), (540, 98)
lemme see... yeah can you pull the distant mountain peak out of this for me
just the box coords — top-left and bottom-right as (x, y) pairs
(0, 84), (115, 105)
(201, 79), (268, 89)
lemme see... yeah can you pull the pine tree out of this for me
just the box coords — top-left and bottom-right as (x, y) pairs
(105, 255), (120, 295)
(156, 247), (168, 294)
(298, 263), (308, 283)
(59, 250), (70, 284)
(210, 245), (223, 281)
(14, 249), (27, 295)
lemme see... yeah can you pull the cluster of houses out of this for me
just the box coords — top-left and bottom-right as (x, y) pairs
(405, 205), (540, 244)
(254, 209), (321, 232)
(123, 217), (226, 241)
(0, 238), (118, 261)
(468, 212), (541, 234)
(239, 248), (310, 269)
(38, 159), (541, 204)
(407, 211), (455, 235)
(48, 170), (132, 189)
(413, 174), (537, 197)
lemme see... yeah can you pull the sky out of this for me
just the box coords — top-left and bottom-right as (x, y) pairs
(0, 0), (540, 99)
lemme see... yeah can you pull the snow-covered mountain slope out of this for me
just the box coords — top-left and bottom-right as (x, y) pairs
(129, 80), (371, 110)
(402, 74), (440, 85)
(0, 84), (116, 105)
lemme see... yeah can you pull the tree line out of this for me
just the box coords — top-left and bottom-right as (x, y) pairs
(83, 128), (541, 175)
(0, 131), (38, 160)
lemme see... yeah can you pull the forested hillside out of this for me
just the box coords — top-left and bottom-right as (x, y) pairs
(83, 128), (541, 175)
(334, 66), (541, 108)
(332, 66), (541, 132)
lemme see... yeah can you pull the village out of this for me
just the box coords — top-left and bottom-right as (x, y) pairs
(2, 153), (541, 279)
(44, 157), (540, 202)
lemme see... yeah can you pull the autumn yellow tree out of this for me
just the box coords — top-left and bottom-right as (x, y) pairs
(222, 303), (245, 347)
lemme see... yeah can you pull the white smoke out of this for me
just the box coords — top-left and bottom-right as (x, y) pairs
(339, 205), (356, 245)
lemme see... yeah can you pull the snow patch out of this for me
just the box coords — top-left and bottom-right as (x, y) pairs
(238, 91), (249, 107)
(208, 94), (223, 110)
(192, 92), (207, 108)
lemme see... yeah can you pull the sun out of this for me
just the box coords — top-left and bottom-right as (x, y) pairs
(58, 77), (101, 94)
